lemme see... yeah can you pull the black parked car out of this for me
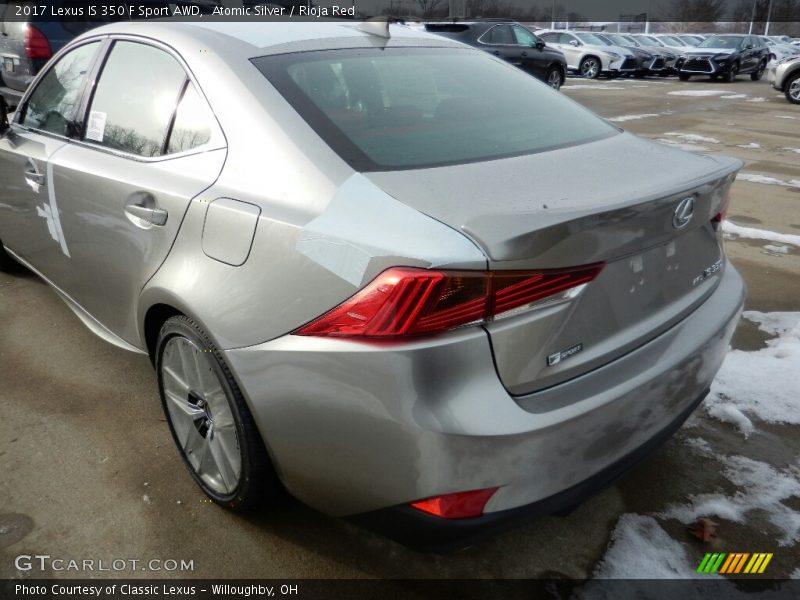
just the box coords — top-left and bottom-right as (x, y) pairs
(0, 0), (219, 106)
(423, 20), (568, 90)
(678, 34), (770, 82)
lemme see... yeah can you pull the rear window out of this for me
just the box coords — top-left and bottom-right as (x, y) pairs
(253, 47), (616, 171)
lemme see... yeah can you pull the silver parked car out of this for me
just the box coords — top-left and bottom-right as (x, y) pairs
(767, 56), (800, 104)
(0, 20), (745, 549)
(538, 30), (637, 78)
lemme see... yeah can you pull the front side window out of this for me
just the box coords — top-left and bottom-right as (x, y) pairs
(513, 26), (538, 47)
(86, 41), (186, 157)
(254, 47), (617, 171)
(699, 36), (743, 49)
(22, 42), (100, 136)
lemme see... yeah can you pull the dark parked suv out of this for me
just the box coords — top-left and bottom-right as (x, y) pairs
(423, 20), (568, 90)
(0, 1), (217, 106)
(678, 34), (770, 82)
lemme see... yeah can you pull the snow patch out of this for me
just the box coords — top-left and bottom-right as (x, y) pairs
(705, 312), (800, 431)
(723, 221), (800, 247)
(663, 456), (800, 546)
(562, 85), (626, 90)
(143, 494), (151, 504)
(735, 172), (800, 188)
(782, 148), (800, 154)
(746, 97), (767, 102)
(744, 310), (800, 337)
(592, 515), (712, 579)
(764, 244), (790, 255)
(664, 132), (720, 144)
(667, 90), (729, 97)
(736, 142), (761, 149)
(721, 94), (747, 99)
(656, 138), (710, 152)
(777, 115), (798, 120)
(608, 113), (661, 122)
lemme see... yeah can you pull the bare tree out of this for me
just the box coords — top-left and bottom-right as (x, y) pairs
(414, 0), (446, 18)
(659, 0), (727, 22)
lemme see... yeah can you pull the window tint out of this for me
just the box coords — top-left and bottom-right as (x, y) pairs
(86, 41), (186, 157)
(539, 32), (557, 42)
(22, 42), (100, 136)
(255, 48), (617, 171)
(513, 26), (538, 47)
(483, 25), (514, 45)
(167, 83), (214, 154)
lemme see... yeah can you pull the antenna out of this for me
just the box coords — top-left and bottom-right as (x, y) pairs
(358, 18), (391, 39)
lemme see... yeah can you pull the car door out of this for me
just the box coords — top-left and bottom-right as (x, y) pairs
(740, 36), (756, 71)
(0, 40), (102, 266)
(512, 25), (547, 79)
(31, 39), (226, 345)
(558, 33), (583, 68)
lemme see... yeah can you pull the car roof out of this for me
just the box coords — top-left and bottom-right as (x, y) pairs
(82, 20), (466, 59)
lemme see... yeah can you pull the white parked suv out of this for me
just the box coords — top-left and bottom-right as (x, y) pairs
(538, 30), (637, 78)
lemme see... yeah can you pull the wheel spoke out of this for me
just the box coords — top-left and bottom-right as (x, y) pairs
(208, 430), (238, 494)
(183, 424), (206, 470)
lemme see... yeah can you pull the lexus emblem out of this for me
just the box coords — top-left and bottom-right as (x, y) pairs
(673, 197), (695, 229)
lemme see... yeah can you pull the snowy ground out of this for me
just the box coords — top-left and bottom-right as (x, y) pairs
(592, 313), (800, 580)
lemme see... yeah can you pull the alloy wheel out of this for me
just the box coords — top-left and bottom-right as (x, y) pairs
(161, 336), (242, 495)
(581, 59), (599, 79)
(789, 78), (800, 102)
(547, 69), (563, 89)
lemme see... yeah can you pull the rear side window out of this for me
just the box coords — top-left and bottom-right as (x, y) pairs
(254, 47), (617, 171)
(481, 25), (514, 45)
(86, 41), (186, 157)
(22, 41), (100, 136)
(167, 82), (214, 154)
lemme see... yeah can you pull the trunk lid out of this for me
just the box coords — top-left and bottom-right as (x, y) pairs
(365, 133), (741, 394)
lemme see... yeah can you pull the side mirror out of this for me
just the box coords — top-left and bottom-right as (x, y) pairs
(746, 44), (754, 50)
(569, 40), (579, 47)
(535, 40), (545, 50)
(0, 97), (9, 135)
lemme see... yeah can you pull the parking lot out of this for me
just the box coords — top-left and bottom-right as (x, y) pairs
(1, 74), (799, 581)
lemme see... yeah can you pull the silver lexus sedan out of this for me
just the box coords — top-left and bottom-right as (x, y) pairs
(0, 20), (745, 550)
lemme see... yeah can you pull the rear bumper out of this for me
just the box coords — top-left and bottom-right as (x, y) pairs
(349, 386), (708, 552)
(224, 263), (744, 526)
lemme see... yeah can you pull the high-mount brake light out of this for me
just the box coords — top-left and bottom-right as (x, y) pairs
(294, 263), (605, 339)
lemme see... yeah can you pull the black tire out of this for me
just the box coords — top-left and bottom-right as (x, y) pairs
(678, 72), (691, 81)
(786, 72), (800, 105)
(725, 62), (739, 83)
(156, 315), (279, 511)
(579, 56), (601, 79)
(545, 66), (564, 90)
(751, 60), (767, 81)
(0, 242), (18, 272)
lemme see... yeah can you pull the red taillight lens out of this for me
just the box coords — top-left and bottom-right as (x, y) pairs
(409, 487), (499, 519)
(713, 187), (732, 227)
(24, 25), (51, 60)
(294, 263), (604, 339)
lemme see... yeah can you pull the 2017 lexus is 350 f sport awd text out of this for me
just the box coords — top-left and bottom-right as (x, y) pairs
(0, 21), (745, 550)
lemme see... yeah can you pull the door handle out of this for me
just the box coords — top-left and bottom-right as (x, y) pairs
(521, 51), (528, 57)
(24, 170), (45, 184)
(124, 192), (168, 227)
(493, 51), (500, 56)
(23, 158), (45, 191)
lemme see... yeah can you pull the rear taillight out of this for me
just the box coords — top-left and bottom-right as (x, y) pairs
(294, 263), (604, 339)
(409, 487), (499, 519)
(24, 25), (51, 60)
(712, 187), (732, 229)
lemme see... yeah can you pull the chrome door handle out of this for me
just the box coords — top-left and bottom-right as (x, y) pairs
(124, 192), (168, 227)
(24, 170), (45, 184)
